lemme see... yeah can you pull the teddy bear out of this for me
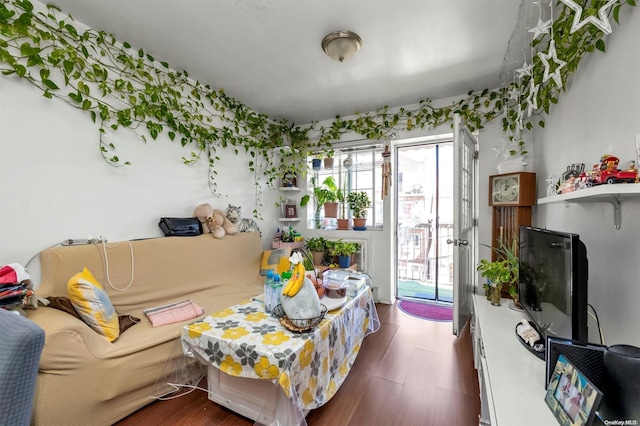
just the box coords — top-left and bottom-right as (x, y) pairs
(193, 203), (238, 239)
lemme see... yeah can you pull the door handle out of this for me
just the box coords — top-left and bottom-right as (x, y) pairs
(446, 239), (469, 246)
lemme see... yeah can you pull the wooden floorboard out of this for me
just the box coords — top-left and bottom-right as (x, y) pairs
(115, 302), (480, 426)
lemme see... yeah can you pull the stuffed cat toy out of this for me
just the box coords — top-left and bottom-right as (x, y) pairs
(225, 204), (261, 236)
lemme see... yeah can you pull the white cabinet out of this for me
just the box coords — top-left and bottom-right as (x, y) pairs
(472, 295), (557, 426)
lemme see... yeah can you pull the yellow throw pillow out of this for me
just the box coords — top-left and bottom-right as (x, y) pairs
(260, 248), (291, 276)
(67, 267), (120, 342)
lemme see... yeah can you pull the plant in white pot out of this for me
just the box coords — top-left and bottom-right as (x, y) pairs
(347, 191), (372, 230)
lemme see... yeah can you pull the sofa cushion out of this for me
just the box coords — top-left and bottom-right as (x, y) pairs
(47, 296), (139, 335)
(67, 267), (120, 342)
(260, 248), (291, 275)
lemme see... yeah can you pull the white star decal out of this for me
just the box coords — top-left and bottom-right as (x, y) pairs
(492, 138), (509, 160)
(529, 17), (553, 39)
(559, 0), (617, 35)
(509, 86), (520, 101)
(538, 40), (566, 88)
(525, 78), (540, 117)
(515, 62), (533, 79)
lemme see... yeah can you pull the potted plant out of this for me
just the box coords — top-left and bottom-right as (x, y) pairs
(320, 176), (339, 218)
(347, 191), (372, 229)
(311, 154), (322, 171)
(476, 236), (519, 307)
(300, 176), (339, 227)
(328, 239), (357, 268)
(323, 150), (335, 169)
(306, 237), (327, 266)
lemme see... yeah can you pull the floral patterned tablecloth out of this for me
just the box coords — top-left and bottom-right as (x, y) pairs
(182, 287), (379, 414)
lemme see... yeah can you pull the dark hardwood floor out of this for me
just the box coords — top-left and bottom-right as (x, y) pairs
(116, 302), (480, 426)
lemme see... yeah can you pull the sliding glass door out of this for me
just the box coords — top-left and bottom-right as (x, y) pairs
(395, 140), (453, 303)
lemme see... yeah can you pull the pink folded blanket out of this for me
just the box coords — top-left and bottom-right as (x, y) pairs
(143, 300), (204, 327)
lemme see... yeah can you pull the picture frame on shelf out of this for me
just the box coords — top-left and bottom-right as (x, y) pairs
(285, 204), (297, 219)
(544, 354), (603, 426)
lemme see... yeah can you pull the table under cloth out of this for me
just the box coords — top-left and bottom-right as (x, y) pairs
(181, 287), (379, 424)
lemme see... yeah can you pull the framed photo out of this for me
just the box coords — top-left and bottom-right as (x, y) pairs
(285, 204), (297, 218)
(545, 354), (603, 426)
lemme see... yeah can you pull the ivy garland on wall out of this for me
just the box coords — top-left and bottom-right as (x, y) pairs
(0, 0), (635, 217)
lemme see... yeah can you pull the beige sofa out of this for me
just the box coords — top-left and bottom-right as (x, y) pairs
(26, 233), (264, 425)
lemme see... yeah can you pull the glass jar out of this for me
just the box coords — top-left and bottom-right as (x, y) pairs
(489, 285), (502, 306)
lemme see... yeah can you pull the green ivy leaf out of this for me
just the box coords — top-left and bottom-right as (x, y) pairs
(43, 79), (59, 90)
(595, 39), (606, 52)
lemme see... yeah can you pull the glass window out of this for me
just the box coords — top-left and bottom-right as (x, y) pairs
(306, 146), (384, 230)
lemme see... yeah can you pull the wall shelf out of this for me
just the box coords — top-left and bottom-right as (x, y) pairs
(278, 218), (301, 223)
(279, 187), (301, 192)
(537, 183), (640, 230)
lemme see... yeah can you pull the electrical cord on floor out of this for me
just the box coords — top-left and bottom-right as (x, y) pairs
(148, 372), (208, 401)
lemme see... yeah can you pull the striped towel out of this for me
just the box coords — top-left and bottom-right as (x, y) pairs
(143, 300), (204, 327)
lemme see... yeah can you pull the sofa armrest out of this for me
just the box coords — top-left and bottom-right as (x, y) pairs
(26, 307), (112, 368)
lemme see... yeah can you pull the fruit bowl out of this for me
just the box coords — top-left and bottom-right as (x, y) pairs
(272, 304), (327, 332)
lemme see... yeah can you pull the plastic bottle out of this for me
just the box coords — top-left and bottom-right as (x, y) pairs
(271, 274), (282, 314)
(264, 270), (274, 313)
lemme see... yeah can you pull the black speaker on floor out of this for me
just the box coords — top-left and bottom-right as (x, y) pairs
(598, 344), (640, 422)
(545, 337), (607, 390)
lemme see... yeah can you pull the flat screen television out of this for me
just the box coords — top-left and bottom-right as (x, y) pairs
(518, 226), (589, 344)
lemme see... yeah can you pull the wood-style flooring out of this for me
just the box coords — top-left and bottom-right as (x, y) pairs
(115, 302), (480, 426)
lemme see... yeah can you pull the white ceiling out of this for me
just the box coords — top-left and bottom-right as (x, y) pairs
(47, 0), (524, 125)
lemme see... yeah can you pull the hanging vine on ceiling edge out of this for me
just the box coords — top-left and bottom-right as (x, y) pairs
(0, 0), (635, 217)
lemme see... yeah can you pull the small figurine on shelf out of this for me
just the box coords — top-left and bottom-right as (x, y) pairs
(584, 154), (638, 187)
(545, 175), (558, 197)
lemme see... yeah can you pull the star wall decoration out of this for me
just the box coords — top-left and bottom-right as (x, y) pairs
(538, 40), (566, 89)
(525, 78), (540, 117)
(515, 62), (533, 79)
(559, 0), (617, 35)
(529, 17), (553, 39)
(492, 137), (510, 160)
(509, 86), (520, 101)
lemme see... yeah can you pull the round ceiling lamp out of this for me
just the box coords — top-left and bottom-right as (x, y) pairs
(321, 30), (362, 63)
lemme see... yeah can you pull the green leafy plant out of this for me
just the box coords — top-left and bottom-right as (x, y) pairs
(347, 191), (372, 219)
(477, 236), (519, 299)
(305, 237), (326, 252)
(327, 239), (357, 257)
(300, 176), (338, 209)
(1, 0), (635, 219)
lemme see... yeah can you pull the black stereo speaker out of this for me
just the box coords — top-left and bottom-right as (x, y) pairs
(545, 337), (606, 390)
(598, 344), (640, 422)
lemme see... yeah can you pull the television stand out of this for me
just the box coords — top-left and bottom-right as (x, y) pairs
(472, 295), (557, 425)
(515, 321), (545, 360)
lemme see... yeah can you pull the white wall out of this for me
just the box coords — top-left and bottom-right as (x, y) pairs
(0, 76), (280, 287)
(531, 11), (640, 347)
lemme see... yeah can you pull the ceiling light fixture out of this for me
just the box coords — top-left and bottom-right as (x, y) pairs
(321, 31), (362, 63)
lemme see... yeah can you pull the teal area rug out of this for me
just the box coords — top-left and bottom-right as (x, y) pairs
(397, 279), (453, 303)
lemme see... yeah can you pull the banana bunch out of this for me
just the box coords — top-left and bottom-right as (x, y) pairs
(282, 262), (306, 297)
